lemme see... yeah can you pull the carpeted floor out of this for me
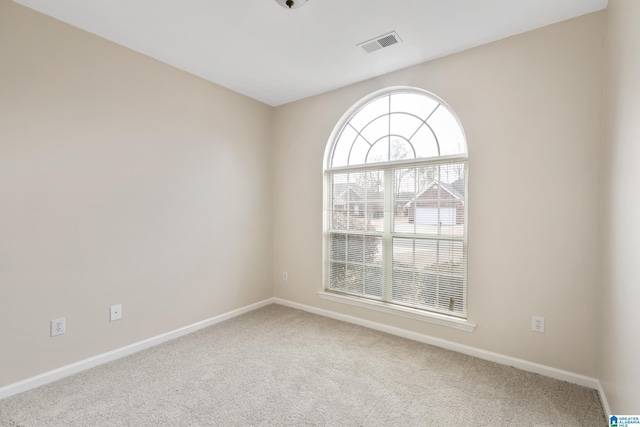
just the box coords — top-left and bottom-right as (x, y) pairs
(0, 304), (606, 426)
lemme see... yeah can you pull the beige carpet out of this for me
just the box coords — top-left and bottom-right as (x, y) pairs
(0, 304), (606, 426)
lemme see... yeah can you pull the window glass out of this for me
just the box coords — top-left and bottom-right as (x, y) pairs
(325, 88), (468, 318)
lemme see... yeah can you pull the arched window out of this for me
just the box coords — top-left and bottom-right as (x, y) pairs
(323, 87), (469, 319)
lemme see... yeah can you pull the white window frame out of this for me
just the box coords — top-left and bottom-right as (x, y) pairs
(321, 87), (475, 332)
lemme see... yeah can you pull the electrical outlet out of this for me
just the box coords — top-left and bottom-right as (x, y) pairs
(532, 315), (545, 333)
(51, 318), (66, 337)
(110, 304), (122, 321)
(282, 272), (288, 282)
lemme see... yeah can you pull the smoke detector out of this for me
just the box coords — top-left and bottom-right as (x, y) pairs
(274, 0), (309, 9)
(358, 31), (402, 53)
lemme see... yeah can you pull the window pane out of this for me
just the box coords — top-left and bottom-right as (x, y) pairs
(394, 165), (441, 235)
(330, 173), (363, 231)
(349, 136), (370, 165)
(347, 235), (365, 263)
(390, 137), (414, 161)
(329, 233), (382, 299)
(343, 264), (363, 294)
(367, 138), (389, 163)
(392, 237), (414, 269)
(392, 269), (417, 303)
(390, 112), (424, 140)
(330, 233), (346, 262)
(440, 163), (466, 237)
(427, 106), (466, 156)
(393, 168), (416, 234)
(391, 237), (465, 315)
(364, 235), (382, 266)
(437, 240), (465, 274)
(330, 235), (382, 266)
(364, 267), (383, 298)
(331, 173), (351, 230)
(396, 163), (466, 237)
(414, 239), (438, 271)
(361, 115), (389, 146)
(332, 125), (357, 167)
(413, 181), (440, 235)
(329, 262), (346, 291)
(331, 171), (384, 232)
(350, 95), (389, 131)
(411, 124), (440, 158)
(390, 93), (439, 116)
(329, 263), (363, 294)
(364, 170), (384, 232)
(438, 275), (464, 313)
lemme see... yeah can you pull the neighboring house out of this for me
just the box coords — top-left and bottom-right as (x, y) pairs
(333, 183), (365, 215)
(404, 178), (465, 225)
(333, 183), (384, 218)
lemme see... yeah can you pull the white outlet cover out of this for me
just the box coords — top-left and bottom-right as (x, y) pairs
(532, 315), (545, 333)
(110, 304), (122, 321)
(51, 317), (66, 337)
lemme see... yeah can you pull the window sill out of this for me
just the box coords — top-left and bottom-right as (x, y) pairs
(317, 291), (476, 332)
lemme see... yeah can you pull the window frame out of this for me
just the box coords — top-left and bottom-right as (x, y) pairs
(321, 87), (475, 332)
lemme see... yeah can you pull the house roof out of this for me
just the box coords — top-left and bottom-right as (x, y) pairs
(451, 178), (465, 198)
(404, 180), (464, 208)
(333, 183), (364, 204)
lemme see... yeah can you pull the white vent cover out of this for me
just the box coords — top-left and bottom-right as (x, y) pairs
(358, 31), (402, 53)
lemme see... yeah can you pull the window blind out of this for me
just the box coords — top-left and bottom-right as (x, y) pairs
(328, 161), (467, 317)
(325, 88), (468, 318)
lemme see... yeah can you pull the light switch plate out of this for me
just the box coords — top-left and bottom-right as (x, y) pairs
(110, 304), (122, 321)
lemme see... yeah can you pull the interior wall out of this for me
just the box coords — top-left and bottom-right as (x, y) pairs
(601, 0), (640, 414)
(0, 2), (272, 387)
(272, 12), (605, 377)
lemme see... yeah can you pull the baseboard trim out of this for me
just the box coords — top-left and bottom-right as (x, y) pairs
(2, 297), (606, 405)
(597, 381), (612, 417)
(0, 298), (274, 400)
(273, 297), (600, 390)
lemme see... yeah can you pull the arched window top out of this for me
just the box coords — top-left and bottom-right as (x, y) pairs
(327, 87), (467, 169)
(323, 87), (470, 321)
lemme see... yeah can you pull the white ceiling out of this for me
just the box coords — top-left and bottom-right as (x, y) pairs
(14, 0), (608, 106)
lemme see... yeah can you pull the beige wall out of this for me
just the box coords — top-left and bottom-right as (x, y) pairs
(273, 12), (605, 377)
(601, 0), (640, 414)
(3, 0), (628, 400)
(0, 2), (272, 387)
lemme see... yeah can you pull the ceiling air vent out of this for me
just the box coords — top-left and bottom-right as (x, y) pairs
(358, 31), (402, 53)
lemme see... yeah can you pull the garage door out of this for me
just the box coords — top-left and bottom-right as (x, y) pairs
(415, 207), (456, 225)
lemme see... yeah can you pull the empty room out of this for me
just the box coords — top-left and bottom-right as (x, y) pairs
(1, 0), (638, 425)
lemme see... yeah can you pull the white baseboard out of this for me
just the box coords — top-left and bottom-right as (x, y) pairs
(1, 296), (608, 408)
(597, 381), (612, 417)
(273, 297), (601, 390)
(0, 298), (274, 400)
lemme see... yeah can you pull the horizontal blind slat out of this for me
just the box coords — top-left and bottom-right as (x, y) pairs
(327, 160), (467, 317)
